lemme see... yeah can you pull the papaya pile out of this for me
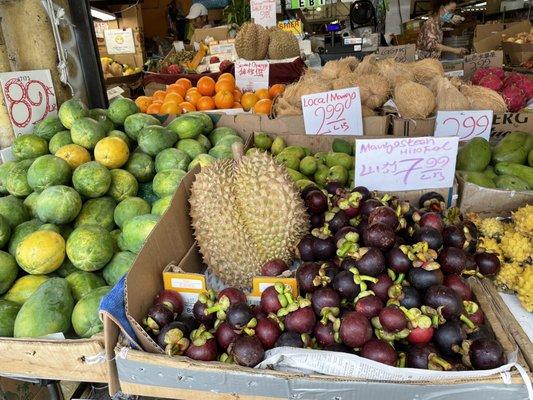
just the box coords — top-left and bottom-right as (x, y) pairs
(457, 132), (533, 191)
(0, 98), (242, 339)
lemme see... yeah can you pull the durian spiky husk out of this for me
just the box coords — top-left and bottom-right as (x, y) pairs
(459, 85), (507, 113)
(432, 77), (471, 111)
(267, 27), (300, 60)
(190, 153), (309, 288)
(394, 79), (436, 119)
(235, 22), (269, 60)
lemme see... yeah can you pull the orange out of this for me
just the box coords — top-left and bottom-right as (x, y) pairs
(233, 102), (242, 109)
(175, 78), (192, 91)
(197, 76), (216, 96)
(233, 89), (242, 102)
(196, 96), (215, 111)
(160, 101), (181, 115)
(135, 96), (152, 113)
(214, 90), (235, 109)
(179, 102), (196, 113)
(152, 90), (167, 102)
(241, 92), (259, 111)
(253, 98), (272, 115)
(215, 79), (235, 93)
(185, 90), (202, 106)
(269, 84), (285, 99)
(164, 92), (184, 104)
(218, 72), (235, 83)
(146, 102), (161, 115)
(255, 88), (270, 100)
(167, 83), (187, 98)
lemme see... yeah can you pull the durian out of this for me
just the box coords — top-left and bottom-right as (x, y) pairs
(267, 27), (300, 60)
(477, 237), (502, 259)
(189, 152), (308, 289)
(516, 267), (533, 312)
(235, 23), (269, 60)
(479, 218), (506, 239)
(500, 230), (532, 263)
(512, 205), (533, 237)
(495, 262), (524, 291)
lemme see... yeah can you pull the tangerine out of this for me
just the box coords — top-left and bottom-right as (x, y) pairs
(253, 98), (272, 115)
(164, 92), (184, 104)
(214, 90), (235, 109)
(179, 102), (196, 113)
(196, 96), (216, 111)
(218, 72), (235, 83)
(152, 90), (167, 102)
(233, 102), (242, 109)
(160, 101), (181, 115)
(134, 96), (152, 113)
(269, 84), (285, 99)
(215, 79), (235, 93)
(197, 76), (216, 96)
(241, 92), (259, 111)
(233, 89), (242, 102)
(146, 102), (161, 115)
(167, 83), (187, 98)
(255, 88), (271, 100)
(175, 78), (192, 90)
(185, 90), (202, 106)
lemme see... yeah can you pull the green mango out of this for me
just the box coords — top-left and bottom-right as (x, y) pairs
(279, 146), (306, 160)
(303, 147), (311, 157)
(463, 171), (496, 188)
(276, 153), (300, 170)
(325, 152), (354, 170)
(314, 164), (329, 187)
(348, 169), (355, 189)
(332, 138), (353, 155)
(492, 131), (531, 165)
(254, 133), (273, 150)
(456, 138), (491, 172)
(494, 162), (533, 189)
(295, 179), (315, 190)
(14, 277), (74, 338)
(495, 175), (529, 191)
(314, 152), (327, 164)
(285, 168), (306, 182)
(327, 165), (348, 186)
(299, 156), (318, 176)
(270, 137), (286, 156)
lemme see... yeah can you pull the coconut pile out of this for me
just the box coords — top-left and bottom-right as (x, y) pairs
(273, 55), (508, 118)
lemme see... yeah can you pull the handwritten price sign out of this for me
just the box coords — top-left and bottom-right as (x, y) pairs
(0, 70), (57, 137)
(355, 136), (459, 191)
(463, 51), (503, 80)
(251, 0), (276, 27)
(434, 110), (493, 141)
(376, 44), (416, 63)
(302, 88), (363, 136)
(235, 60), (269, 91)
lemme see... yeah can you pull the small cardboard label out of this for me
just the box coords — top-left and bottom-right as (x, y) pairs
(434, 110), (493, 141)
(235, 60), (269, 91)
(463, 50), (503, 80)
(251, 0), (277, 28)
(354, 136), (459, 191)
(278, 19), (303, 35)
(104, 28), (136, 54)
(163, 272), (206, 316)
(302, 88), (363, 136)
(376, 44), (416, 62)
(251, 277), (299, 297)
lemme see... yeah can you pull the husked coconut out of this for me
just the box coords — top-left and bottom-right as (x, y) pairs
(459, 85), (507, 113)
(362, 106), (376, 117)
(409, 59), (445, 86)
(394, 79), (436, 119)
(356, 54), (378, 74)
(376, 58), (414, 87)
(321, 57), (359, 80)
(273, 97), (302, 116)
(433, 77), (470, 111)
(333, 73), (390, 110)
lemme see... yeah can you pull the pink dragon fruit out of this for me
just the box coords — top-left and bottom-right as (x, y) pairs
(478, 74), (504, 92)
(471, 67), (505, 85)
(501, 85), (527, 112)
(522, 77), (533, 100)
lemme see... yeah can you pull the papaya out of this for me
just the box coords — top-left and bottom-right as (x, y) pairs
(13, 277), (74, 338)
(65, 271), (106, 301)
(71, 286), (111, 338)
(3, 275), (49, 305)
(456, 138), (491, 172)
(492, 132), (531, 165)
(0, 299), (20, 337)
(462, 171), (496, 188)
(494, 162), (533, 189)
(495, 175), (529, 191)
(529, 148), (533, 167)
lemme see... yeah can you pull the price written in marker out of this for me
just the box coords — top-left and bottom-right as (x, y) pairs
(376, 44), (416, 63)
(434, 110), (493, 141)
(462, 51), (503, 80)
(251, 0), (277, 27)
(302, 87), (363, 136)
(235, 60), (270, 92)
(355, 136), (459, 191)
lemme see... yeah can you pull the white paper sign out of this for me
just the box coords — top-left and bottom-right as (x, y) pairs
(434, 110), (493, 141)
(251, 0), (277, 27)
(301, 88), (363, 136)
(355, 136), (459, 191)
(235, 60), (270, 91)
(104, 28), (135, 54)
(0, 69), (57, 137)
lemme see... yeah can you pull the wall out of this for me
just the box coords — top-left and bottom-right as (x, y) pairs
(142, 0), (193, 39)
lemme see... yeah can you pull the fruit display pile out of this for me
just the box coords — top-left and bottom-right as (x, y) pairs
(136, 74), (284, 115)
(0, 98), (245, 340)
(140, 148), (508, 372)
(274, 55), (519, 117)
(471, 205), (532, 312)
(235, 23), (301, 61)
(457, 132), (533, 191)
(101, 57), (142, 78)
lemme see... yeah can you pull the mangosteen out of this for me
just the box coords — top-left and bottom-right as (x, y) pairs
(339, 311), (372, 348)
(325, 343), (353, 353)
(261, 259), (289, 277)
(378, 305), (407, 332)
(300, 184), (321, 200)
(399, 286), (421, 309)
(297, 235), (316, 262)
(360, 198), (382, 218)
(333, 270), (360, 300)
(305, 190), (329, 214)
(231, 336), (265, 367)
(215, 321), (238, 350)
(412, 227), (443, 251)
(418, 192), (445, 210)
(310, 213), (325, 228)
(284, 306), (316, 334)
(311, 287), (340, 317)
(335, 226), (359, 245)
(434, 320), (467, 356)
(418, 212), (444, 232)
(355, 295), (384, 319)
(361, 339), (398, 366)
(314, 321), (337, 347)
(468, 338), (506, 370)
(328, 210), (349, 233)
(353, 186), (371, 201)
(313, 237), (337, 261)
(406, 344), (451, 370)
(464, 253), (477, 271)
(255, 317), (281, 349)
(369, 273), (394, 302)
(177, 315), (198, 334)
(424, 285), (462, 319)
(143, 303), (174, 335)
(157, 321), (190, 355)
(355, 219), (369, 237)
(325, 181), (344, 196)
(368, 206), (399, 230)
(275, 331), (304, 348)
(227, 303), (254, 330)
(468, 325), (495, 341)
(475, 252), (501, 277)
(387, 247), (411, 274)
(296, 262), (322, 293)
(438, 247), (467, 275)
(362, 223), (396, 251)
(442, 226), (466, 249)
(154, 290), (184, 316)
(408, 268), (444, 292)
(443, 274), (472, 301)
(355, 247), (386, 277)
(185, 326), (218, 361)
(341, 257), (357, 271)
(218, 287), (247, 305)
(260, 285), (284, 314)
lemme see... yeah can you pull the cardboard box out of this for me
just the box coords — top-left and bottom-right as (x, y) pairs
(190, 26), (231, 44)
(391, 116), (436, 137)
(473, 21), (530, 53)
(502, 42), (533, 66)
(486, 0), (502, 14)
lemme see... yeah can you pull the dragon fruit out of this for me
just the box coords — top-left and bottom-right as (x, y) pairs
(471, 67), (505, 85)
(501, 85), (527, 112)
(478, 74), (503, 92)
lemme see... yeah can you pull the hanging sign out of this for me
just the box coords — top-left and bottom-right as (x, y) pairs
(289, 0), (325, 9)
(354, 136), (459, 191)
(278, 19), (303, 35)
(104, 28), (136, 54)
(376, 44), (416, 62)
(235, 60), (270, 91)
(251, 0), (277, 27)
(434, 110), (493, 141)
(302, 87), (363, 136)
(463, 51), (503, 80)
(0, 69), (57, 137)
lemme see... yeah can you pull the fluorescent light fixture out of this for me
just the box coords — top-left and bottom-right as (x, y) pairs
(91, 7), (116, 21)
(474, 2), (487, 6)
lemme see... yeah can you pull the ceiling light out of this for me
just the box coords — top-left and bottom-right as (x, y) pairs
(91, 7), (116, 21)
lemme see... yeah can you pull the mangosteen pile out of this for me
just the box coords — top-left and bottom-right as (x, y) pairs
(142, 185), (506, 372)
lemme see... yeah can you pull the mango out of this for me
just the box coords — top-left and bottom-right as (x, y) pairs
(528, 148), (533, 167)
(325, 152), (354, 170)
(456, 138), (491, 172)
(332, 138), (353, 155)
(254, 133), (273, 150)
(278, 146), (305, 160)
(299, 156), (318, 176)
(314, 164), (329, 187)
(276, 153), (299, 170)
(285, 168), (306, 182)
(483, 166), (498, 181)
(492, 132), (531, 165)
(270, 137), (286, 156)
(327, 165), (348, 186)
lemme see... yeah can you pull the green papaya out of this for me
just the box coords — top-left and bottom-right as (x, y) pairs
(494, 162), (533, 189)
(462, 171), (496, 188)
(13, 277), (74, 338)
(492, 132), (531, 165)
(71, 286), (110, 338)
(456, 138), (491, 172)
(495, 175), (529, 191)
(0, 299), (20, 337)
(529, 148), (533, 167)
(325, 152), (354, 170)
(483, 166), (498, 181)
(65, 271), (106, 301)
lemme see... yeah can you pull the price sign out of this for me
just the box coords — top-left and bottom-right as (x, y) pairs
(104, 28), (135, 54)
(434, 110), (493, 141)
(355, 136), (459, 191)
(289, 0), (324, 9)
(376, 44), (416, 63)
(0, 69), (57, 137)
(302, 88), (363, 136)
(278, 19), (303, 36)
(251, 0), (277, 27)
(463, 51), (503, 80)
(235, 60), (269, 91)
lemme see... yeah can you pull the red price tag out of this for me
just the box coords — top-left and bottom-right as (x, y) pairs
(434, 110), (493, 141)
